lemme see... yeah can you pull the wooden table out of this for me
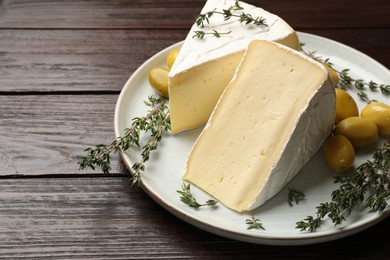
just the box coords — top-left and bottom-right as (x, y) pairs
(1, 0), (389, 258)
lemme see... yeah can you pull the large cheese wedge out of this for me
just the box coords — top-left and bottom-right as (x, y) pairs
(183, 40), (335, 212)
(168, 0), (300, 134)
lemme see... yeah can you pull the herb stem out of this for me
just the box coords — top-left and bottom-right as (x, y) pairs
(177, 182), (218, 209)
(300, 46), (390, 103)
(130, 109), (170, 186)
(296, 141), (390, 232)
(193, 30), (231, 39)
(287, 188), (306, 207)
(78, 95), (170, 187)
(246, 216), (265, 230)
(194, 1), (267, 39)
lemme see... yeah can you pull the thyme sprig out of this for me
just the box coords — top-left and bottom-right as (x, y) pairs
(296, 141), (390, 232)
(229, 0), (244, 11)
(301, 46), (390, 103)
(338, 69), (390, 102)
(193, 30), (232, 39)
(78, 95), (170, 187)
(287, 188), (306, 207)
(194, 1), (267, 39)
(177, 182), (218, 209)
(246, 216), (265, 230)
(305, 50), (333, 67)
(195, 9), (267, 28)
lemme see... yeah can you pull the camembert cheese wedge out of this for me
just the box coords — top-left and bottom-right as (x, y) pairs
(168, 0), (300, 134)
(183, 40), (335, 212)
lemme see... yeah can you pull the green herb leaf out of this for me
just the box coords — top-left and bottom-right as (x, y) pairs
(287, 188), (306, 207)
(229, 0), (244, 11)
(193, 1), (267, 40)
(245, 216), (265, 230)
(192, 30), (231, 39)
(78, 95), (170, 187)
(177, 182), (218, 209)
(296, 141), (390, 232)
(301, 46), (389, 103)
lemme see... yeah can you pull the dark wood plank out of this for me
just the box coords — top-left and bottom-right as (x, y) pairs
(260, 0), (390, 29)
(0, 177), (389, 259)
(0, 29), (388, 93)
(304, 28), (390, 68)
(0, 0), (388, 259)
(0, 0), (201, 29)
(0, 0), (388, 29)
(0, 95), (126, 175)
(0, 29), (187, 92)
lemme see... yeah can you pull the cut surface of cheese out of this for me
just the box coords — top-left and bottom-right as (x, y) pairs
(183, 40), (335, 212)
(168, 0), (300, 134)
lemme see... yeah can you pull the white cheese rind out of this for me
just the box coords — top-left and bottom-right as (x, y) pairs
(168, 0), (299, 134)
(183, 40), (335, 212)
(248, 75), (335, 210)
(169, 0), (299, 77)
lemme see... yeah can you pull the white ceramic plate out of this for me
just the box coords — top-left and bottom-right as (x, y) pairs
(114, 32), (390, 246)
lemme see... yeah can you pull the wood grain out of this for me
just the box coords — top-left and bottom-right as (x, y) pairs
(0, 28), (388, 93)
(0, 177), (389, 259)
(0, 0), (389, 258)
(0, 95), (126, 175)
(303, 28), (390, 68)
(0, 29), (187, 92)
(0, 0), (388, 29)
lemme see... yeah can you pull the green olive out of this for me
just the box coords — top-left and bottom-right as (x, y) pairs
(148, 67), (169, 98)
(323, 63), (339, 86)
(335, 88), (359, 123)
(166, 49), (180, 68)
(323, 135), (355, 172)
(334, 116), (378, 149)
(361, 102), (390, 135)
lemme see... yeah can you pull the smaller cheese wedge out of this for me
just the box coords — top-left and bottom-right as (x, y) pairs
(183, 40), (335, 212)
(168, 0), (300, 134)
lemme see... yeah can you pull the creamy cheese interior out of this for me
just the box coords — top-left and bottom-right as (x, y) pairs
(169, 52), (243, 133)
(183, 40), (335, 212)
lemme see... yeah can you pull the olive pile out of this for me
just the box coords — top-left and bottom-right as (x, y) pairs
(148, 50), (180, 98)
(323, 88), (390, 172)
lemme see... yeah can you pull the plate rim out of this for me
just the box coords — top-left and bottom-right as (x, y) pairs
(114, 32), (390, 245)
